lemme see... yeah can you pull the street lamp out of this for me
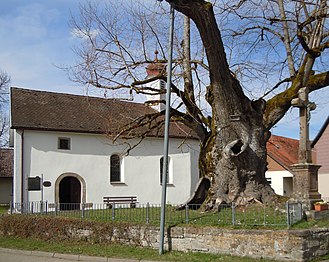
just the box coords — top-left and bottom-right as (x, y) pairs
(159, 3), (175, 255)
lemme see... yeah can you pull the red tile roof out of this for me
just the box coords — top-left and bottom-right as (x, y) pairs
(10, 88), (301, 170)
(10, 87), (197, 140)
(267, 135), (299, 170)
(0, 148), (13, 177)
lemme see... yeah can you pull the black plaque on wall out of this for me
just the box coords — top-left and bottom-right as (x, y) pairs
(28, 176), (41, 191)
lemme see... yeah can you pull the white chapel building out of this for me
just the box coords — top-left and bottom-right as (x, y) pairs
(10, 86), (200, 208)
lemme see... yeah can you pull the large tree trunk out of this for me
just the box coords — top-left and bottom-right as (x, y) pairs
(168, 0), (275, 206)
(199, 100), (275, 207)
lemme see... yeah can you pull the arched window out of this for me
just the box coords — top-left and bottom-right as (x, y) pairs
(160, 156), (170, 185)
(110, 154), (121, 182)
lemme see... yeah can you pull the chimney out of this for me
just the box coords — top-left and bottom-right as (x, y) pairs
(145, 51), (167, 112)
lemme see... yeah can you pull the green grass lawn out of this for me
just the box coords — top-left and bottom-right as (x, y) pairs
(291, 217), (329, 229)
(43, 203), (288, 228)
(5, 202), (325, 229)
(0, 205), (9, 215)
(0, 235), (277, 262)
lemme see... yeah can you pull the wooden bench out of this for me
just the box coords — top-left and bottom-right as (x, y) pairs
(103, 196), (137, 208)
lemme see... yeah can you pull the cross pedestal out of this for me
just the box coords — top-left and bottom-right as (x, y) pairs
(290, 164), (321, 210)
(290, 87), (321, 210)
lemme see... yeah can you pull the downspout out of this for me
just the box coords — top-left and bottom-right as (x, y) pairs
(21, 130), (24, 205)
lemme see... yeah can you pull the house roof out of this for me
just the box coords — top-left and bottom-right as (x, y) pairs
(0, 148), (13, 178)
(10, 87), (197, 139)
(267, 135), (299, 170)
(10, 88), (301, 169)
(311, 116), (329, 147)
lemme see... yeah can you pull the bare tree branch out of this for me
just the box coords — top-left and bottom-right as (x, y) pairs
(66, 0), (329, 205)
(278, 0), (296, 77)
(0, 70), (10, 147)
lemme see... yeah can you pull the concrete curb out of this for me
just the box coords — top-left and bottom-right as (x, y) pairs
(0, 247), (165, 262)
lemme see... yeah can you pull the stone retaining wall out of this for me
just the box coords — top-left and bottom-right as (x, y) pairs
(1, 215), (329, 261)
(163, 227), (329, 261)
(113, 225), (329, 261)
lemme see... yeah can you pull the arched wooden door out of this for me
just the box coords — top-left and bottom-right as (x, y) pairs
(59, 176), (81, 210)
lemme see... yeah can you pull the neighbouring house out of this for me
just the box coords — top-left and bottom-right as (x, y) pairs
(312, 116), (329, 198)
(265, 135), (299, 197)
(10, 87), (200, 208)
(0, 148), (13, 204)
(266, 116), (329, 198)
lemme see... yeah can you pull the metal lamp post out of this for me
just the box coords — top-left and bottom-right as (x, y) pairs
(159, 4), (175, 255)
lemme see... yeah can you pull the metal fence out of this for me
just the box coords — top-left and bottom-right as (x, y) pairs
(7, 201), (303, 227)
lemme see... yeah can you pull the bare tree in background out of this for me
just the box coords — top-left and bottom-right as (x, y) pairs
(69, 0), (329, 207)
(0, 70), (10, 147)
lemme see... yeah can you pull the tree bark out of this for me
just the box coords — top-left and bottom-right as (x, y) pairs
(168, 0), (275, 206)
(198, 107), (274, 207)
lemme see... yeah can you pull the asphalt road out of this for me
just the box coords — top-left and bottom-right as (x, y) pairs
(0, 248), (155, 262)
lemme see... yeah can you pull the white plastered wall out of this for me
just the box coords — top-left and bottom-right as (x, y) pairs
(13, 129), (200, 205)
(265, 170), (293, 196)
(318, 172), (329, 198)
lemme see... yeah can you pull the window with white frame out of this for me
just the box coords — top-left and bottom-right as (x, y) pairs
(110, 154), (121, 182)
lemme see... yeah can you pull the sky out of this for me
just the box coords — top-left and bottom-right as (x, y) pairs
(0, 0), (84, 94)
(0, 0), (328, 140)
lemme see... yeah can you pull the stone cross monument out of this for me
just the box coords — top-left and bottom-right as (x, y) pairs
(290, 87), (321, 209)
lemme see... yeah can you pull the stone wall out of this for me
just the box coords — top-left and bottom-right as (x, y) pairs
(107, 224), (329, 261)
(308, 209), (329, 220)
(164, 227), (329, 261)
(1, 215), (329, 261)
